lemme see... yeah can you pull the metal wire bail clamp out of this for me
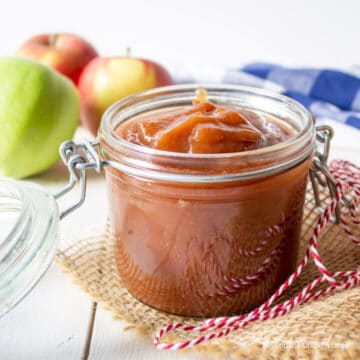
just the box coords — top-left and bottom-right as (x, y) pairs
(53, 139), (103, 220)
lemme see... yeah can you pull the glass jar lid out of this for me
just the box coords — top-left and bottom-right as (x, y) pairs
(0, 178), (59, 317)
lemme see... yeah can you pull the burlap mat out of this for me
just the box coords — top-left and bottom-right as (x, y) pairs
(56, 187), (360, 359)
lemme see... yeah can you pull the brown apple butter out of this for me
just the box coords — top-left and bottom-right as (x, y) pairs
(99, 85), (314, 317)
(118, 94), (294, 154)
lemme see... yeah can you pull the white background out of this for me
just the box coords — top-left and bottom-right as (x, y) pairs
(1, 0), (360, 69)
(0, 1), (359, 359)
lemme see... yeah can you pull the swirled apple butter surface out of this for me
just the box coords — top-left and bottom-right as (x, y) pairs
(118, 92), (293, 154)
(103, 91), (311, 317)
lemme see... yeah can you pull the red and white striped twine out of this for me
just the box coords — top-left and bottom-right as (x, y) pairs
(203, 243), (283, 297)
(154, 159), (360, 350)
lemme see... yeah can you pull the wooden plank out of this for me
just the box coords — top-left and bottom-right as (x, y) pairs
(0, 262), (93, 360)
(89, 306), (202, 360)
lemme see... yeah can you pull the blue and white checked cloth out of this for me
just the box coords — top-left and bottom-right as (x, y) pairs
(171, 63), (360, 131)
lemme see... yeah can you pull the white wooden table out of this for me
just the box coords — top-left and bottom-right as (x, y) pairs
(1, 1), (360, 357)
(0, 122), (358, 360)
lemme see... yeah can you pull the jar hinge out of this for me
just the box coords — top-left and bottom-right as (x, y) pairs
(54, 139), (103, 220)
(309, 125), (351, 224)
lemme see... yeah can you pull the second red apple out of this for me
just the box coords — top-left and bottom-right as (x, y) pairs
(78, 56), (174, 135)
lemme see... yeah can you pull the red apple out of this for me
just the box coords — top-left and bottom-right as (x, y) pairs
(16, 33), (98, 85)
(78, 56), (174, 135)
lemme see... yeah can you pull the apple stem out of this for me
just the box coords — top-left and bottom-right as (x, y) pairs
(126, 47), (131, 57)
(50, 33), (58, 47)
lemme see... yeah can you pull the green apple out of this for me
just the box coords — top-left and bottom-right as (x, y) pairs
(0, 57), (80, 178)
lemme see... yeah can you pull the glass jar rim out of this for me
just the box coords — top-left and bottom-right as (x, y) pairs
(99, 84), (315, 182)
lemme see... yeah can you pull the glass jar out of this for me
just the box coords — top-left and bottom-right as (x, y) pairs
(98, 84), (315, 317)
